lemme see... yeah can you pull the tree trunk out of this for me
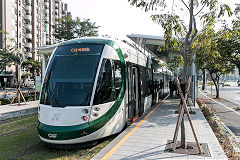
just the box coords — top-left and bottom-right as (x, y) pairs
(215, 77), (220, 99)
(180, 0), (194, 148)
(216, 84), (219, 99)
(202, 69), (206, 90)
(210, 73), (220, 99)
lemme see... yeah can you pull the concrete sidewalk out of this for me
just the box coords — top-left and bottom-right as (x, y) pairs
(0, 100), (38, 121)
(92, 96), (227, 160)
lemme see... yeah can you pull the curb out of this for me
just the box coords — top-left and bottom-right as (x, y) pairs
(0, 107), (38, 121)
(216, 116), (240, 152)
(199, 96), (240, 153)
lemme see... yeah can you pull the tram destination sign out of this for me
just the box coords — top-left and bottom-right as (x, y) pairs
(71, 48), (90, 53)
(55, 44), (104, 56)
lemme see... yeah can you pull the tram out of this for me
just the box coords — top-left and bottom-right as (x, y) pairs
(37, 37), (153, 144)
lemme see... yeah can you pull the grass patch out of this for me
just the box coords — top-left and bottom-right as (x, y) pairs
(0, 114), (37, 136)
(0, 114), (115, 160)
(0, 127), (41, 159)
(22, 136), (115, 160)
(207, 82), (214, 86)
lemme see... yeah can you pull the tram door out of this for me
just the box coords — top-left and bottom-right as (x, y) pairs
(127, 66), (140, 124)
(132, 67), (139, 116)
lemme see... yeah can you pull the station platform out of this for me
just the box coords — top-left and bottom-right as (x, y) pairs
(92, 95), (227, 160)
(0, 100), (38, 121)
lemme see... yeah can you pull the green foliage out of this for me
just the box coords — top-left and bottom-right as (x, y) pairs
(22, 72), (33, 78)
(215, 4), (240, 75)
(151, 14), (186, 57)
(0, 48), (20, 73)
(22, 59), (41, 69)
(0, 98), (11, 105)
(218, 4), (233, 18)
(54, 16), (75, 40)
(21, 59), (42, 76)
(194, 24), (236, 98)
(53, 16), (99, 40)
(74, 18), (99, 37)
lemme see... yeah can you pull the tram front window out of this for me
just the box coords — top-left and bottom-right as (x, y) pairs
(40, 44), (104, 106)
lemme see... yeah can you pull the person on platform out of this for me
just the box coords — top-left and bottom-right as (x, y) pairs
(160, 79), (164, 94)
(169, 79), (173, 96)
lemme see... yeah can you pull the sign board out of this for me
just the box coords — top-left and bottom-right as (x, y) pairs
(35, 76), (41, 91)
(4, 78), (7, 82)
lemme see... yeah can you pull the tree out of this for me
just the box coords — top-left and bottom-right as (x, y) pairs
(129, 0), (232, 82)
(128, 0), (232, 149)
(54, 16), (75, 40)
(217, 5), (240, 75)
(194, 24), (235, 98)
(74, 18), (99, 37)
(53, 16), (100, 41)
(217, 38), (240, 75)
(0, 48), (20, 74)
(22, 59), (42, 78)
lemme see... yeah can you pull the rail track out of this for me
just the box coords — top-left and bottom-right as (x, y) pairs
(7, 142), (43, 160)
(0, 114), (115, 160)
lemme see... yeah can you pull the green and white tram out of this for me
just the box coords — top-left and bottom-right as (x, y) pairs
(37, 37), (153, 144)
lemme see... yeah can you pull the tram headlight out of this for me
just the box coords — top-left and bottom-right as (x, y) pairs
(93, 113), (98, 117)
(82, 109), (89, 114)
(81, 116), (88, 121)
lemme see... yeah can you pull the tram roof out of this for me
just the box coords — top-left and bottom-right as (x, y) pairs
(36, 35), (166, 58)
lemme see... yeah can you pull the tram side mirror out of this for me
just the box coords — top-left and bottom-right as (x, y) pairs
(123, 52), (128, 59)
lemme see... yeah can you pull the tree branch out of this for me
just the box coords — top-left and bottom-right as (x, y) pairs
(181, 0), (190, 11)
(194, 3), (207, 16)
(189, 17), (198, 44)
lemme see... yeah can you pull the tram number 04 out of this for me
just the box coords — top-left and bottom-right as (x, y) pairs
(48, 133), (57, 139)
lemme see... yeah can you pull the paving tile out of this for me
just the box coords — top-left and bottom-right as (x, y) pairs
(92, 98), (228, 160)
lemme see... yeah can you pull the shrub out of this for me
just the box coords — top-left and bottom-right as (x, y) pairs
(0, 98), (11, 105)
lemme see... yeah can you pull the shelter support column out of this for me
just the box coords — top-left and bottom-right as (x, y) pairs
(42, 55), (46, 82)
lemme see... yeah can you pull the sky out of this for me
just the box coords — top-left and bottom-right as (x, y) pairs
(61, 0), (239, 39)
(61, 0), (165, 38)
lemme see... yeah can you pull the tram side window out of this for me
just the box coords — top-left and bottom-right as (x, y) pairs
(93, 59), (115, 105)
(113, 60), (122, 97)
(128, 66), (134, 101)
(147, 69), (153, 95)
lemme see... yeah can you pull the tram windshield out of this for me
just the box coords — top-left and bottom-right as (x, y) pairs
(40, 43), (104, 106)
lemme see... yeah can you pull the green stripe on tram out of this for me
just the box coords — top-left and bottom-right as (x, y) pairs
(38, 39), (126, 140)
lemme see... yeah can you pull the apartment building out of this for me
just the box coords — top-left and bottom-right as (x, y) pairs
(0, 0), (70, 87)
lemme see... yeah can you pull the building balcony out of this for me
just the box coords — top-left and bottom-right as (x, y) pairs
(25, 33), (32, 39)
(25, 5), (31, 11)
(25, 14), (31, 20)
(55, 4), (59, 9)
(24, 23), (32, 29)
(44, 1), (49, 6)
(24, 42), (32, 48)
(44, 4), (49, 9)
